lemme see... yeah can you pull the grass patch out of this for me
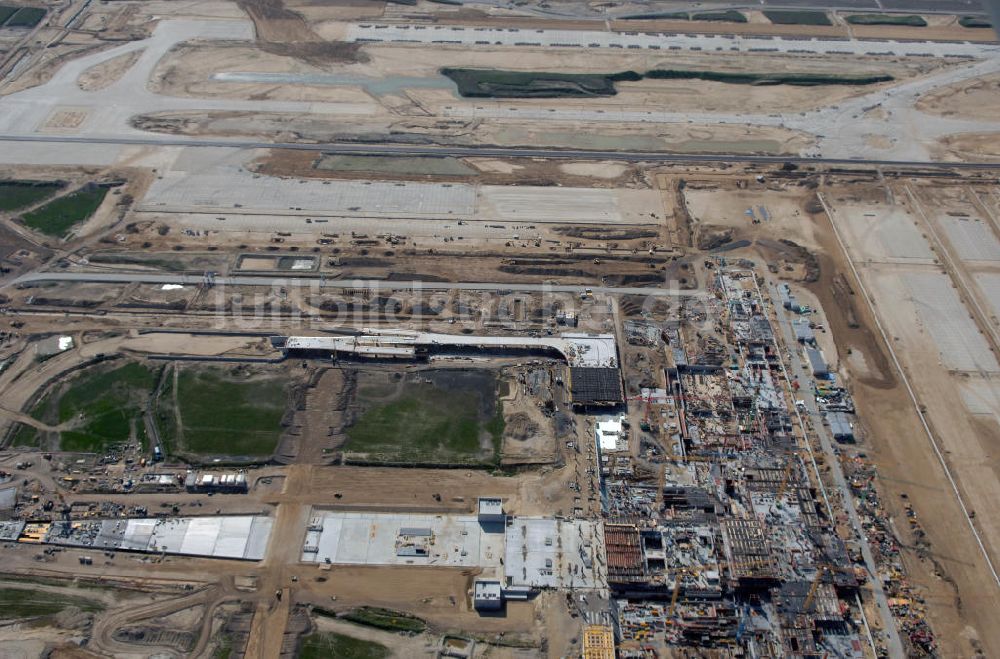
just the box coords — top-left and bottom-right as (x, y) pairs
(20, 183), (110, 238)
(211, 634), (233, 659)
(845, 14), (926, 26)
(5, 6), (44, 27)
(0, 180), (64, 211)
(644, 69), (890, 86)
(442, 67), (891, 98)
(342, 607), (426, 634)
(49, 362), (158, 453)
(9, 422), (40, 448)
(441, 68), (638, 98)
(621, 11), (688, 20)
(299, 632), (390, 659)
(691, 10), (747, 23)
(622, 10), (745, 22)
(0, 6), (16, 24)
(345, 370), (501, 465)
(162, 366), (288, 457)
(763, 10), (832, 26)
(959, 15), (992, 28)
(0, 587), (103, 620)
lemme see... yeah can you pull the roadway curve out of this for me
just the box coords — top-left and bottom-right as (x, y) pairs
(1, 134), (1000, 170)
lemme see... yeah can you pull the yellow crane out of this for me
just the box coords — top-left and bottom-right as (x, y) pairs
(776, 461), (795, 500)
(803, 566), (828, 612)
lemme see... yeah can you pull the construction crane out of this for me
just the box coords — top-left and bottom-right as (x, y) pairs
(668, 574), (682, 617)
(776, 461), (795, 500)
(735, 603), (751, 642)
(655, 463), (666, 512)
(803, 566), (828, 612)
(667, 567), (701, 619)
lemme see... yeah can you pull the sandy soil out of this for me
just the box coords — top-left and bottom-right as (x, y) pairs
(935, 132), (1000, 162)
(917, 73), (1000, 122)
(560, 162), (628, 179)
(112, 333), (277, 357)
(312, 617), (438, 658)
(681, 183), (822, 251)
(131, 108), (814, 155)
(816, 182), (1000, 658)
(147, 43), (378, 105)
(150, 39), (942, 117)
(76, 50), (143, 92)
(469, 158), (523, 174)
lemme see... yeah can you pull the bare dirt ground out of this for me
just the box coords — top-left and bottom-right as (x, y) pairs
(147, 43), (377, 105)
(816, 181), (1000, 658)
(917, 73), (1000, 121)
(76, 50), (143, 92)
(152, 39), (944, 116)
(251, 149), (649, 189)
(312, 617), (439, 658)
(934, 132), (1000, 162)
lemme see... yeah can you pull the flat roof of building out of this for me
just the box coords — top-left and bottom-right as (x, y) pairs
(302, 510), (504, 569)
(38, 515), (272, 560)
(282, 330), (618, 368)
(570, 367), (624, 405)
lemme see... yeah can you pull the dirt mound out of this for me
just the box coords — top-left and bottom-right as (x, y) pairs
(695, 224), (734, 250)
(504, 412), (540, 441)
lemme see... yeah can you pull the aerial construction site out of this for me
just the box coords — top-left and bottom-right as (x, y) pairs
(1, 0), (999, 657)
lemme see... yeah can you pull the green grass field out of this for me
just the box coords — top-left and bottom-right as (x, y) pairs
(342, 607), (426, 634)
(298, 632), (390, 659)
(442, 67), (889, 98)
(164, 366), (288, 457)
(21, 184), (110, 238)
(763, 10), (832, 26)
(0, 180), (63, 211)
(691, 10), (747, 23)
(5, 6), (45, 27)
(959, 15), (992, 28)
(9, 422), (40, 447)
(845, 14), (926, 26)
(53, 362), (158, 453)
(0, 6), (18, 24)
(0, 587), (103, 620)
(345, 373), (503, 465)
(13, 361), (158, 453)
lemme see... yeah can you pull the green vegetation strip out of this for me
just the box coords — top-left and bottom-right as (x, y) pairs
(5, 6), (45, 27)
(845, 14), (926, 26)
(164, 366), (288, 457)
(621, 10), (745, 22)
(441, 68), (891, 98)
(959, 15), (992, 28)
(691, 10), (747, 23)
(0, 179), (63, 211)
(21, 183), (110, 238)
(0, 587), (103, 619)
(0, 6), (17, 25)
(342, 607), (426, 633)
(299, 632), (390, 659)
(763, 10), (832, 26)
(644, 69), (891, 86)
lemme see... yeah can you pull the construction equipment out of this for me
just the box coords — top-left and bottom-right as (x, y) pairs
(776, 461), (795, 500)
(803, 567), (827, 612)
(655, 463), (666, 512)
(668, 574), (682, 617)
